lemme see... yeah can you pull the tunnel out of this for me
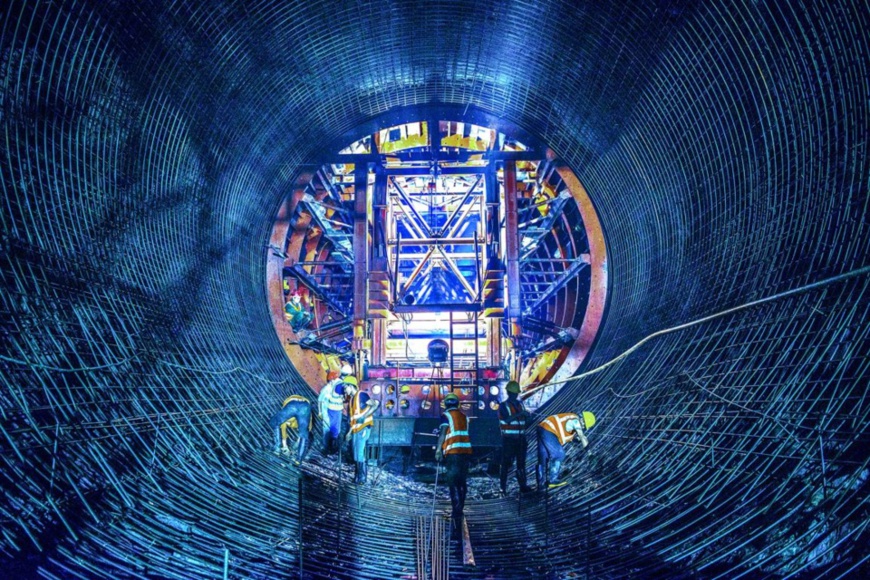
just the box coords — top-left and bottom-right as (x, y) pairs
(1, 0), (869, 578)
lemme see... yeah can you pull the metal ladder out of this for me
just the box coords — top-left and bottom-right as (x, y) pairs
(448, 311), (480, 408)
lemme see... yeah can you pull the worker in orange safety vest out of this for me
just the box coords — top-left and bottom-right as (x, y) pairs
(435, 393), (472, 530)
(536, 411), (596, 490)
(343, 381), (379, 484)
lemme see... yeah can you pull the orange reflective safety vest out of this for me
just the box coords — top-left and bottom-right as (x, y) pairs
(540, 413), (580, 446)
(442, 408), (472, 455)
(499, 400), (525, 437)
(349, 392), (374, 433)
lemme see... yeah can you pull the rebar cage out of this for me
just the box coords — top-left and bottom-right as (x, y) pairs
(1, 0), (868, 578)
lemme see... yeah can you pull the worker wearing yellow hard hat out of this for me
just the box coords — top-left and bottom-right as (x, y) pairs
(436, 392), (472, 532)
(536, 410), (596, 490)
(498, 381), (533, 495)
(343, 379), (380, 484)
(269, 394), (313, 464)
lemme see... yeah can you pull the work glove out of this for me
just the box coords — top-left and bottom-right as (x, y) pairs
(435, 451), (443, 462)
(345, 432), (353, 442)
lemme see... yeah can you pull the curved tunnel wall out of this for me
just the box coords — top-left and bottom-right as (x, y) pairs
(1, 0), (868, 578)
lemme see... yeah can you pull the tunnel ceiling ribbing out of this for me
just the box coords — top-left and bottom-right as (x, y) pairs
(1, 0), (869, 578)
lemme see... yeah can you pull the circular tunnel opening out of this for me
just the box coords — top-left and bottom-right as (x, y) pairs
(267, 110), (608, 415)
(2, 0), (869, 578)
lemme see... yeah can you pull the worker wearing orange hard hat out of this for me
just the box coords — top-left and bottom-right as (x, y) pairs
(284, 290), (312, 333)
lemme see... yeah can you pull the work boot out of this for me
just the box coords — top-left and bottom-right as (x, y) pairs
(296, 438), (309, 463)
(353, 462), (362, 484)
(536, 464), (546, 491)
(359, 461), (368, 484)
(273, 428), (282, 454)
(449, 486), (463, 524)
(548, 460), (564, 488)
(518, 469), (533, 493)
(499, 461), (510, 495)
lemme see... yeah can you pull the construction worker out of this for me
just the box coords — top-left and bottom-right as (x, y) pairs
(284, 290), (312, 332)
(498, 381), (533, 495)
(318, 366), (350, 455)
(435, 393), (472, 531)
(343, 381), (380, 484)
(536, 411), (596, 490)
(269, 395), (312, 464)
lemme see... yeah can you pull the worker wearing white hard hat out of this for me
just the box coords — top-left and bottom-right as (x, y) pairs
(318, 364), (353, 455)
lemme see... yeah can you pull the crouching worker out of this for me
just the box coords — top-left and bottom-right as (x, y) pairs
(536, 411), (595, 490)
(343, 381), (379, 484)
(284, 290), (312, 332)
(269, 395), (312, 464)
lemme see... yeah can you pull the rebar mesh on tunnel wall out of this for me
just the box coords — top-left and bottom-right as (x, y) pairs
(1, 0), (869, 578)
(538, 272), (870, 578)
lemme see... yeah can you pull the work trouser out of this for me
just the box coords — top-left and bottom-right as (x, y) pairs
(288, 310), (312, 331)
(352, 426), (371, 463)
(269, 401), (311, 461)
(444, 454), (469, 526)
(323, 409), (343, 455)
(351, 426), (371, 483)
(499, 435), (529, 492)
(536, 427), (566, 488)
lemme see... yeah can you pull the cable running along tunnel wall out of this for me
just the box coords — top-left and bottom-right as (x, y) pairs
(1, 0), (868, 578)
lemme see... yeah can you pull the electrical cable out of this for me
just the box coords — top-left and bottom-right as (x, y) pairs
(523, 264), (870, 399)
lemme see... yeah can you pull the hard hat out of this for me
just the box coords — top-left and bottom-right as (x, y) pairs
(505, 381), (521, 394)
(443, 393), (460, 407)
(291, 290), (301, 298)
(340, 364), (353, 376)
(582, 411), (596, 430)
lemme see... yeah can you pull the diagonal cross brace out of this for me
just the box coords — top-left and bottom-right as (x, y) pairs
(523, 254), (590, 314)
